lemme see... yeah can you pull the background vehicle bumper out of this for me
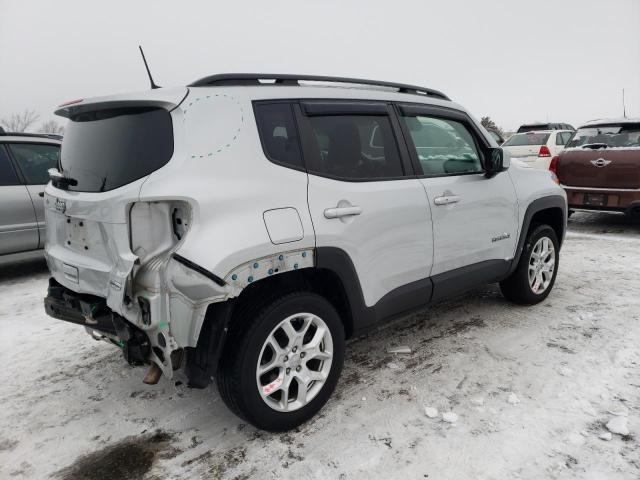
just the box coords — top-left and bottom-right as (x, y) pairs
(563, 185), (640, 212)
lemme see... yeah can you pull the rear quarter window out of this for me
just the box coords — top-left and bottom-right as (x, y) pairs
(7, 143), (60, 184)
(253, 103), (303, 170)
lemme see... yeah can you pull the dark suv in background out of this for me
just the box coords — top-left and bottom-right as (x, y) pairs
(550, 118), (640, 216)
(517, 122), (575, 133)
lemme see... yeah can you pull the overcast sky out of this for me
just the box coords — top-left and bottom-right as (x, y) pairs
(1, 0), (639, 131)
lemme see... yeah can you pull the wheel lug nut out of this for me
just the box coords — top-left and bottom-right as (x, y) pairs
(300, 352), (305, 358)
(292, 346), (297, 353)
(286, 368), (291, 374)
(296, 366), (301, 372)
(283, 356), (288, 362)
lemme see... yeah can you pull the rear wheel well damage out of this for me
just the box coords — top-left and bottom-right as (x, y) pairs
(185, 267), (353, 388)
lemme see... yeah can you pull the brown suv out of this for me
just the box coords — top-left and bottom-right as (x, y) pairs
(550, 118), (640, 216)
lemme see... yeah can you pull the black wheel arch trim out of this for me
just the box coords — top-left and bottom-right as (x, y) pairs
(509, 195), (567, 275)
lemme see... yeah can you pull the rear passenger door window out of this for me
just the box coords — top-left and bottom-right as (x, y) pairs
(254, 103), (303, 170)
(7, 143), (60, 185)
(300, 106), (404, 180)
(0, 145), (20, 186)
(401, 115), (482, 176)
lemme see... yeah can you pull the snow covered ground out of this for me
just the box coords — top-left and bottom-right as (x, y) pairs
(1, 211), (639, 479)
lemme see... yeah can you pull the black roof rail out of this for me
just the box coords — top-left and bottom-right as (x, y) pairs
(0, 131), (62, 140)
(188, 73), (450, 101)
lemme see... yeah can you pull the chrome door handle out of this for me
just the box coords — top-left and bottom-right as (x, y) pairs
(434, 195), (461, 206)
(324, 206), (363, 219)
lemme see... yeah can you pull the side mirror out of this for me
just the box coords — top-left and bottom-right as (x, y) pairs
(485, 148), (507, 178)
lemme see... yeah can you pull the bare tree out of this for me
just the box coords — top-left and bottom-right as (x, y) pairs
(481, 116), (504, 136)
(40, 119), (65, 135)
(1, 110), (40, 132)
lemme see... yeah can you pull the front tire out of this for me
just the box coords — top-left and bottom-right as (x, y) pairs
(217, 292), (345, 431)
(500, 225), (559, 305)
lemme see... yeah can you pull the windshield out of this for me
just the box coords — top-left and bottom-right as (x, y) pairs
(503, 133), (550, 146)
(60, 107), (173, 192)
(566, 124), (640, 149)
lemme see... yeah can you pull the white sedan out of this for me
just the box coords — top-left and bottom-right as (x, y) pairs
(502, 130), (573, 169)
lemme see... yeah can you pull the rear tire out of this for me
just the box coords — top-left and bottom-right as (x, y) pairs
(217, 292), (345, 431)
(500, 225), (559, 305)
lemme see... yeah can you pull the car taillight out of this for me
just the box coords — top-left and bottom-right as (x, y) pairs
(538, 145), (551, 157)
(549, 156), (560, 184)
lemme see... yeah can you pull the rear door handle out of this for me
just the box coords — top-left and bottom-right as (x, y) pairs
(434, 195), (461, 206)
(38, 192), (45, 198)
(324, 206), (363, 219)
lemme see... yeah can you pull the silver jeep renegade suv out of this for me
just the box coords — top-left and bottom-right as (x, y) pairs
(44, 74), (566, 431)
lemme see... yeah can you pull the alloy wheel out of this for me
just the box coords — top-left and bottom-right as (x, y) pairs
(528, 236), (556, 294)
(256, 313), (333, 412)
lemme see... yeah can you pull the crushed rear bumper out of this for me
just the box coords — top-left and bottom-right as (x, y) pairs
(44, 278), (151, 364)
(45, 277), (116, 335)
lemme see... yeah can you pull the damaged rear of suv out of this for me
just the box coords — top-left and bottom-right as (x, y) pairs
(44, 88), (195, 379)
(45, 82), (319, 429)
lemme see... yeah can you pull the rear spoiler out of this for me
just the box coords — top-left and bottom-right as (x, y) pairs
(55, 87), (189, 119)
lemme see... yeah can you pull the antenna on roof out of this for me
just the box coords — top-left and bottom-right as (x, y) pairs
(138, 45), (160, 89)
(622, 88), (627, 118)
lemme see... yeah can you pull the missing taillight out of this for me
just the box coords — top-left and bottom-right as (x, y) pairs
(129, 201), (192, 263)
(172, 207), (189, 240)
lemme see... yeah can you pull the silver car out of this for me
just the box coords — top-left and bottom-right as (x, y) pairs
(0, 130), (61, 256)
